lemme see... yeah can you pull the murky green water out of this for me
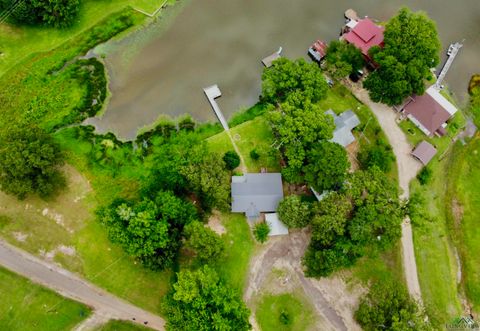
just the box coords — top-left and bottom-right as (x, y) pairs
(86, 0), (480, 140)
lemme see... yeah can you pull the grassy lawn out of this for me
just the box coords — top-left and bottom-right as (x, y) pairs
(213, 213), (257, 292)
(256, 292), (316, 331)
(95, 320), (154, 331)
(448, 138), (480, 313)
(0, 267), (90, 331)
(207, 117), (281, 173)
(0, 165), (170, 314)
(409, 153), (462, 326)
(0, 0), (177, 76)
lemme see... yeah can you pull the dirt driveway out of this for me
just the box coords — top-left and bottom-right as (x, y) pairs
(350, 86), (423, 303)
(244, 230), (363, 331)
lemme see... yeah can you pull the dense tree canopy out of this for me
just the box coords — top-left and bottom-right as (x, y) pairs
(364, 7), (441, 105)
(358, 138), (395, 173)
(355, 278), (431, 331)
(268, 99), (334, 182)
(262, 58), (328, 103)
(325, 40), (365, 79)
(304, 167), (403, 277)
(183, 221), (225, 262)
(277, 195), (312, 228)
(165, 266), (251, 331)
(99, 191), (197, 270)
(1, 0), (80, 27)
(303, 141), (349, 192)
(0, 125), (65, 199)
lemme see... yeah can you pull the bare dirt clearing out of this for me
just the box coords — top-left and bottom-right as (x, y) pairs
(244, 230), (363, 331)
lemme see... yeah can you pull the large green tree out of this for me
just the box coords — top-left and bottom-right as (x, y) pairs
(183, 221), (225, 262)
(304, 167), (403, 277)
(277, 195), (312, 228)
(0, 125), (65, 199)
(1, 0), (80, 27)
(262, 58), (328, 103)
(364, 7), (441, 105)
(99, 191), (197, 270)
(325, 40), (365, 80)
(355, 278), (431, 331)
(164, 266), (251, 331)
(303, 141), (349, 192)
(268, 98), (334, 183)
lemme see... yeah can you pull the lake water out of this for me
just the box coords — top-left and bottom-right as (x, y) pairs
(86, 0), (480, 140)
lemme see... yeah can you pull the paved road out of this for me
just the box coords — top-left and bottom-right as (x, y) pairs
(0, 239), (165, 330)
(351, 86), (423, 303)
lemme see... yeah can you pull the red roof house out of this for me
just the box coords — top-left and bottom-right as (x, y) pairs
(342, 18), (384, 60)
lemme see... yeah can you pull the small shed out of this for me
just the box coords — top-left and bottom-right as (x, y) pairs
(412, 141), (437, 165)
(325, 109), (361, 147)
(265, 213), (289, 236)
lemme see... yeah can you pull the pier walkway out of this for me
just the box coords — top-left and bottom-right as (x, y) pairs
(435, 42), (463, 88)
(204, 85), (229, 131)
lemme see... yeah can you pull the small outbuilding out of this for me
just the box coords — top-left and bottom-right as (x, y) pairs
(412, 141), (437, 165)
(231, 173), (284, 220)
(265, 213), (289, 236)
(325, 109), (361, 147)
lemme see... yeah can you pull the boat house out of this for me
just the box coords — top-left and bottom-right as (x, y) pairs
(231, 173), (284, 220)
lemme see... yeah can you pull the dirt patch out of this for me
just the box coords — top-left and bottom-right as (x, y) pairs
(207, 211), (226, 235)
(346, 140), (360, 172)
(244, 230), (363, 331)
(42, 208), (73, 233)
(451, 198), (464, 227)
(12, 232), (28, 242)
(39, 245), (77, 263)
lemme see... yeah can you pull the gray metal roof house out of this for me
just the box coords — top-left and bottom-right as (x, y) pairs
(325, 109), (361, 147)
(231, 173), (284, 219)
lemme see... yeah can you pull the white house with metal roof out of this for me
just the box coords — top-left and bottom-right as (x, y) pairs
(231, 173), (284, 220)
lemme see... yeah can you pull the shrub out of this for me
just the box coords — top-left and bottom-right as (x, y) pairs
(279, 310), (291, 325)
(223, 151), (240, 170)
(250, 149), (260, 160)
(253, 222), (270, 243)
(417, 166), (432, 185)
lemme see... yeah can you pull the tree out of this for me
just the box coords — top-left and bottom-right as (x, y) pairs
(303, 168), (403, 277)
(364, 7), (441, 106)
(164, 266), (251, 331)
(98, 191), (197, 270)
(250, 149), (260, 160)
(0, 125), (65, 199)
(358, 139), (395, 173)
(325, 40), (365, 79)
(223, 151), (240, 170)
(277, 195), (312, 228)
(181, 151), (230, 211)
(355, 278), (431, 331)
(253, 222), (270, 243)
(268, 99), (334, 183)
(262, 58), (328, 103)
(303, 141), (349, 191)
(183, 221), (225, 262)
(1, 0), (80, 27)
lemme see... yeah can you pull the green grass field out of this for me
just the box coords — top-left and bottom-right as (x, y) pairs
(409, 151), (463, 326)
(95, 320), (154, 331)
(0, 0), (177, 76)
(448, 138), (480, 313)
(256, 292), (316, 331)
(0, 267), (90, 331)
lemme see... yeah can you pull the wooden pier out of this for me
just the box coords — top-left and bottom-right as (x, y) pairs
(262, 47), (283, 68)
(203, 85), (229, 131)
(435, 41), (463, 88)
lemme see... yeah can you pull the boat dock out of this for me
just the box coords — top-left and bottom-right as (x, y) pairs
(203, 85), (229, 131)
(262, 47), (283, 67)
(435, 41), (463, 88)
